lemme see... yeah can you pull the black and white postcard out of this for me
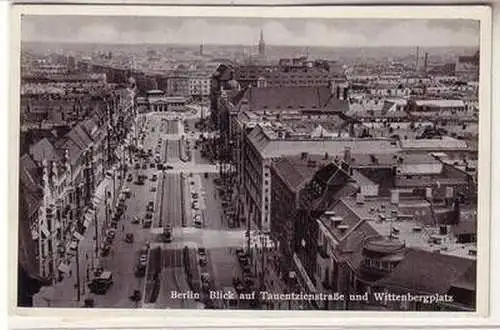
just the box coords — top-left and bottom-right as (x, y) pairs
(8, 3), (493, 327)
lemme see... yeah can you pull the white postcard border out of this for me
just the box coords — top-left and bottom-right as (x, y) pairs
(7, 4), (493, 328)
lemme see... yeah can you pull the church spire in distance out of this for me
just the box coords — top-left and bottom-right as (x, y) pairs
(258, 28), (266, 57)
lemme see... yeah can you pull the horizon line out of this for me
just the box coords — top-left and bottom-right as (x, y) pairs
(20, 40), (479, 49)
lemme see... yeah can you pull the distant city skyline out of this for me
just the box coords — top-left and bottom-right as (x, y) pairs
(21, 16), (480, 48)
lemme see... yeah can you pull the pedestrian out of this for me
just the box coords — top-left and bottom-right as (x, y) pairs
(122, 224), (125, 232)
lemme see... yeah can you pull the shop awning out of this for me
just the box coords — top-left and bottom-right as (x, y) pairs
(58, 262), (71, 274)
(40, 224), (50, 238)
(73, 232), (84, 241)
(31, 229), (39, 240)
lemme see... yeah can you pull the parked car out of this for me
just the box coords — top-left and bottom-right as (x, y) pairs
(88, 271), (113, 295)
(132, 216), (140, 224)
(150, 186), (157, 192)
(151, 174), (157, 181)
(143, 218), (152, 228)
(101, 243), (111, 257)
(135, 163), (140, 169)
(142, 163), (147, 169)
(199, 254), (208, 266)
(125, 233), (134, 243)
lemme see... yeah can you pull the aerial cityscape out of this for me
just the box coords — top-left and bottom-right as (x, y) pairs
(17, 16), (480, 311)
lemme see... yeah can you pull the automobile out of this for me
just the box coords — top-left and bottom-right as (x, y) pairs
(194, 217), (202, 228)
(106, 170), (113, 177)
(151, 174), (157, 181)
(147, 200), (154, 209)
(135, 264), (146, 277)
(142, 163), (147, 169)
(242, 265), (252, 275)
(150, 186), (157, 192)
(201, 272), (210, 283)
(143, 218), (152, 228)
(239, 256), (250, 266)
(123, 188), (131, 198)
(88, 271), (113, 295)
(199, 254), (208, 266)
(191, 193), (199, 199)
(166, 165), (174, 170)
(139, 254), (148, 266)
(83, 298), (95, 308)
(235, 248), (245, 257)
(101, 244), (111, 257)
(204, 172), (209, 179)
(140, 244), (149, 255)
(132, 216), (140, 224)
(198, 247), (207, 256)
(150, 163), (156, 168)
(135, 163), (140, 169)
(161, 226), (172, 243)
(125, 233), (134, 243)
(157, 163), (164, 170)
(106, 229), (116, 239)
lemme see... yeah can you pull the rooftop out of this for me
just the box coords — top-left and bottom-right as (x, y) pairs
(401, 138), (470, 151)
(247, 125), (401, 159)
(271, 157), (321, 191)
(337, 195), (477, 260)
(236, 86), (349, 113)
(414, 99), (465, 108)
(374, 248), (475, 295)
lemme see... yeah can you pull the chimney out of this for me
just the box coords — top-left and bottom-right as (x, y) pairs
(356, 192), (365, 204)
(452, 198), (461, 225)
(343, 87), (349, 101)
(415, 46), (420, 71)
(391, 189), (400, 205)
(425, 187), (433, 200)
(445, 186), (454, 207)
(329, 81), (336, 96)
(424, 52), (429, 73)
(344, 147), (352, 165)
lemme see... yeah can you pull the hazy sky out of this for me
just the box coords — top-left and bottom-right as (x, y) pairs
(21, 16), (480, 47)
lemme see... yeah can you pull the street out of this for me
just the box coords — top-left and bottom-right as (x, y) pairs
(34, 108), (246, 309)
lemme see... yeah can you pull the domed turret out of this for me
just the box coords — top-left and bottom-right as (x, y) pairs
(359, 236), (406, 282)
(225, 79), (241, 91)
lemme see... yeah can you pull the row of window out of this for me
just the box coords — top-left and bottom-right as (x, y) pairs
(363, 257), (397, 272)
